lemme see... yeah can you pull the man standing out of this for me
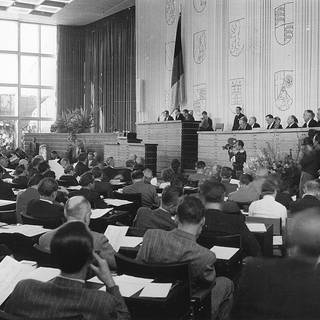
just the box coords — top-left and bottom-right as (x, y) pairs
(265, 114), (275, 129)
(302, 110), (318, 128)
(199, 111), (213, 131)
(232, 106), (245, 131)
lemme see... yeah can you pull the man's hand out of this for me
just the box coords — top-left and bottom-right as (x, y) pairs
(90, 251), (115, 288)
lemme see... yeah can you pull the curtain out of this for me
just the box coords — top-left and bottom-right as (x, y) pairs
(56, 7), (136, 132)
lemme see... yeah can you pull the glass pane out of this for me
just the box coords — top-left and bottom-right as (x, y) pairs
(0, 54), (18, 84)
(0, 21), (18, 51)
(20, 23), (39, 53)
(40, 120), (55, 133)
(0, 87), (18, 116)
(41, 57), (56, 86)
(21, 56), (39, 85)
(0, 119), (17, 149)
(41, 89), (56, 118)
(20, 88), (39, 117)
(41, 25), (57, 54)
(20, 119), (39, 147)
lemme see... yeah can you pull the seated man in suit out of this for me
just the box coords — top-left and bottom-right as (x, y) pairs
(0, 154), (12, 179)
(134, 185), (183, 231)
(265, 114), (275, 129)
(39, 196), (116, 269)
(102, 157), (118, 182)
(26, 177), (64, 222)
(188, 160), (206, 186)
(69, 172), (107, 209)
(200, 181), (261, 257)
(38, 161), (56, 179)
(5, 221), (129, 319)
(12, 164), (28, 189)
(0, 166), (14, 200)
(92, 166), (113, 198)
(220, 167), (238, 195)
(248, 116), (260, 129)
(233, 209), (320, 319)
(302, 109), (319, 128)
(136, 196), (234, 320)
(58, 165), (79, 187)
(290, 180), (320, 214)
(123, 170), (160, 208)
(74, 152), (90, 177)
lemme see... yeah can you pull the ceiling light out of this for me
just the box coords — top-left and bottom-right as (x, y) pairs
(30, 9), (53, 16)
(18, 0), (43, 4)
(7, 6), (32, 13)
(0, 0), (14, 6)
(36, 4), (61, 12)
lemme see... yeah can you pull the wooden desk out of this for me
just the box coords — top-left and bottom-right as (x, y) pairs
(198, 128), (314, 167)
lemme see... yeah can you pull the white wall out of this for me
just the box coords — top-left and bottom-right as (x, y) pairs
(136, 0), (320, 130)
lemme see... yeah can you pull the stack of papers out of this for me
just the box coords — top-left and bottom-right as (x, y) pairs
(210, 246), (239, 260)
(0, 200), (15, 207)
(104, 225), (142, 252)
(139, 283), (172, 298)
(0, 225), (50, 237)
(246, 223), (267, 232)
(3, 178), (13, 184)
(91, 208), (114, 219)
(103, 199), (133, 207)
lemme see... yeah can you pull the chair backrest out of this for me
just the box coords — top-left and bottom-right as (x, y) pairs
(245, 216), (282, 235)
(21, 213), (62, 229)
(30, 244), (57, 268)
(113, 191), (142, 223)
(198, 232), (241, 250)
(215, 123), (224, 131)
(0, 209), (17, 224)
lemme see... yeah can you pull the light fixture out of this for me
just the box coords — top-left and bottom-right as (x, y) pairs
(7, 5), (32, 13)
(0, 0), (14, 6)
(36, 4), (61, 12)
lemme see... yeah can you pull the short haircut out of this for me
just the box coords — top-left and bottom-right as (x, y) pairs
(14, 164), (25, 176)
(64, 165), (75, 175)
(236, 106), (242, 111)
(51, 221), (93, 273)
(250, 116), (257, 122)
(266, 114), (273, 119)
(239, 173), (253, 185)
(79, 172), (94, 187)
(162, 185), (183, 206)
(78, 153), (87, 163)
(182, 109), (189, 113)
(91, 166), (102, 179)
(31, 156), (43, 168)
(38, 161), (50, 174)
(196, 161), (206, 169)
(200, 181), (226, 203)
(65, 196), (91, 220)
(143, 168), (153, 178)
(220, 167), (233, 179)
(202, 111), (208, 115)
(126, 159), (136, 168)
(60, 158), (70, 167)
(38, 177), (58, 197)
(171, 159), (181, 171)
(176, 196), (205, 224)
(261, 179), (278, 196)
(291, 115), (298, 123)
(237, 140), (244, 148)
(27, 174), (43, 187)
(240, 116), (248, 123)
(305, 109), (315, 118)
(131, 170), (144, 180)
(51, 151), (58, 155)
(275, 116), (281, 122)
(164, 110), (169, 115)
(303, 180), (320, 197)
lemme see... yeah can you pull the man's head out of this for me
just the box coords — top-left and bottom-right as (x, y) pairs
(65, 196), (92, 225)
(248, 116), (256, 126)
(14, 164), (25, 177)
(220, 167), (233, 181)
(78, 153), (87, 164)
(202, 111), (208, 119)
(161, 168), (174, 182)
(50, 151), (59, 160)
(31, 156), (43, 169)
(51, 221), (93, 276)
(131, 170), (144, 182)
(27, 174), (43, 188)
(261, 178), (278, 198)
(174, 108), (181, 115)
(200, 181), (226, 204)
(275, 116), (281, 125)
(239, 173), (253, 186)
(64, 165), (75, 175)
(287, 115), (298, 126)
(164, 110), (169, 117)
(38, 177), (58, 201)
(182, 109), (189, 117)
(303, 110), (315, 123)
(176, 196), (205, 236)
(239, 116), (248, 126)
(38, 161), (50, 175)
(60, 158), (70, 169)
(287, 209), (320, 259)
(87, 152), (94, 161)
(236, 106), (242, 115)
(79, 172), (94, 189)
(161, 185), (183, 214)
(143, 168), (153, 183)
(91, 166), (102, 179)
(195, 161), (206, 173)
(171, 159), (181, 173)
(236, 139), (244, 150)
(265, 114), (274, 125)
(303, 180), (320, 199)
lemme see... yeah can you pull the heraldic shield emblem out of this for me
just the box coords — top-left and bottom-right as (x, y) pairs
(274, 70), (294, 111)
(274, 2), (294, 46)
(193, 30), (207, 64)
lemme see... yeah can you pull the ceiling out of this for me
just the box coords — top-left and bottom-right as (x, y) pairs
(0, 0), (135, 25)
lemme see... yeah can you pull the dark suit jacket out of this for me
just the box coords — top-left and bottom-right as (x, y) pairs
(5, 277), (130, 320)
(74, 162), (90, 177)
(302, 119), (319, 128)
(134, 207), (176, 231)
(267, 121), (276, 129)
(252, 123), (260, 128)
(300, 150), (320, 177)
(0, 180), (14, 200)
(26, 199), (64, 221)
(175, 114), (185, 121)
(58, 175), (79, 187)
(94, 180), (114, 198)
(204, 209), (261, 257)
(232, 113), (245, 131)
(103, 166), (118, 181)
(165, 115), (174, 121)
(232, 257), (320, 320)
(69, 188), (107, 209)
(286, 122), (299, 128)
(238, 124), (252, 130)
(290, 195), (320, 214)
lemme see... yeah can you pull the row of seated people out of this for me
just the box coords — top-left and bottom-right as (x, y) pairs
(2, 194), (320, 319)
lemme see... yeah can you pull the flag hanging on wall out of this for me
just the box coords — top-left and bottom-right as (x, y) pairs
(171, 13), (186, 111)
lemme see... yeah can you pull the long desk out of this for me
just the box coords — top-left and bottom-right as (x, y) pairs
(198, 128), (313, 167)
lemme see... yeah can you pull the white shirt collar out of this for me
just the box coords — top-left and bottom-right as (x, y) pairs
(40, 199), (53, 204)
(58, 275), (85, 284)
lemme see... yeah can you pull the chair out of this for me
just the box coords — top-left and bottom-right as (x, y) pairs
(115, 253), (192, 320)
(21, 213), (63, 229)
(0, 210), (17, 225)
(235, 201), (252, 212)
(214, 123), (224, 131)
(28, 244), (57, 268)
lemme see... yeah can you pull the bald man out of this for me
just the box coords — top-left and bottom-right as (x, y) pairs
(233, 209), (320, 319)
(38, 196), (116, 269)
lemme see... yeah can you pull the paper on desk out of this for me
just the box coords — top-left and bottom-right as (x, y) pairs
(23, 267), (60, 282)
(119, 236), (143, 248)
(103, 199), (133, 207)
(91, 208), (113, 219)
(0, 199), (15, 206)
(139, 283), (172, 298)
(67, 185), (82, 191)
(246, 223), (267, 232)
(273, 235), (283, 246)
(104, 225), (129, 252)
(49, 160), (64, 180)
(114, 275), (153, 297)
(3, 178), (13, 184)
(0, 225), (50, 237)
(210, 246), (239, 260)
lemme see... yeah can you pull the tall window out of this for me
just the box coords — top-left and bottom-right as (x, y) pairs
(0, 20), (57, 149)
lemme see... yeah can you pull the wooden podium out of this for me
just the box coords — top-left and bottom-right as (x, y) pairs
(136, 121), (200, 174)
